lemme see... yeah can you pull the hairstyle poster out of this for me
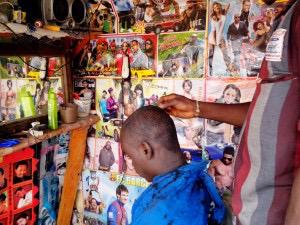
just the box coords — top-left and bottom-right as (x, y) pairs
(114, 0), (207, 34)
(74, 34), (157, 78)
(158, 32), (205, 78)
(204, 78), (257, 146)
(207, 0), (288, 77)
(0, 148), (38, 225)
(81, 170), (148, 225)
(38, 132), (71, 225)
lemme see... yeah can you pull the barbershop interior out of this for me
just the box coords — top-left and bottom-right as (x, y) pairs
(0, 0), (299, 225)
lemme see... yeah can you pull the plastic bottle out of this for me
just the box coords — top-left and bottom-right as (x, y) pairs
(48, 91), (58, 130)
(20, 88), (35, 117)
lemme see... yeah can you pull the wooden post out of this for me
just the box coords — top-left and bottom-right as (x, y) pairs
(57, 126), (88, 225)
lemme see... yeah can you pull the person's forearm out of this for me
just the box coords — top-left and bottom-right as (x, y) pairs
(284, 168), (300, 225)
(199, 102), (250, 127)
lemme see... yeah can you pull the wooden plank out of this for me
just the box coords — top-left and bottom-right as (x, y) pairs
(57, 126), (88, 225)
(0, 115), (99, 157)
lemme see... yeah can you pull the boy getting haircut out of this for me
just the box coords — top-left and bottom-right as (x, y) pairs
(121, 106), (225, 225)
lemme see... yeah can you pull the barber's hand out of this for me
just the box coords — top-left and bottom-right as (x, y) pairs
(158, 94), (197, 119)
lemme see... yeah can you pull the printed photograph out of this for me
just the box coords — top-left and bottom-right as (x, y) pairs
(205, 78), (257, 145)
(75, 34), (157, 78)
(81, 170), (148, 225)
(13, 160), (32, 185)
(95, 78), (174, 137)
(0, 165), (8, 192)
(38, 133), (70, 225)
(120, 145), (139, 176)
(114, 0), (206, 34)
(0, 192), (8, 215)
(13, 209), (32, 225)
(173, 78), (204, 101)
(173, 117), (205, 150)
(207, 0), (288, 76)
(158, 32), (205, 77)
(0, 79), (17, 122)
(73, 78), (96, 112)
(0, 56), (25, 79)
(13, 184), (32, 210)
(86, 138), (120, 172)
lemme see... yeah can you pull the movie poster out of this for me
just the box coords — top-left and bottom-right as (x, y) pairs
(0, 148), (38, 225)
(0, 57), (25, 79)
(204, 78), (257, 146)
(73, 78), (96, 111)
(207, 0), (288, 77)
(84, 0), (117, 33)
(158, 32), (205, 78)
(38, 133), (71, 225)
(95, 78), (174, 137)
(86, 138), (120, 173)
(81, 170), (148, 225)
(114, 0), (206, 34)
(0, 79), (17, 122)
(76, 34), (157, 78)
(15, 78), (63, 120)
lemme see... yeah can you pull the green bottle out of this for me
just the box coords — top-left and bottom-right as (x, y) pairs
(48, 91), (58, 130)
(20, 88), (35, 117)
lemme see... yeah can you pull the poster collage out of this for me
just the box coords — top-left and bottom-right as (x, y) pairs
(38, 132), (71, 225)
(70, 0), (289, 224)
(0, 148), (38, 225)
(0, 57), (64, 123)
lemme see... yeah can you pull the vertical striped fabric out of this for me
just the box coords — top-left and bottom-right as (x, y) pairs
(232, 1), (300, 224)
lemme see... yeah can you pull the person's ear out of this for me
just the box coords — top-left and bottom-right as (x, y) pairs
(139, 142), (153, 160)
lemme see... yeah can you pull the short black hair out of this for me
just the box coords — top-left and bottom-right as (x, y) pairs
(116, 184), (128, 195)
(102, 90), (107, 94)
(223, 146), (235, 156)
(0, 193), (6, 202)
(0, 168), (4, 175)
(15, 160), (29, 170)
(121, 106), (180, 151)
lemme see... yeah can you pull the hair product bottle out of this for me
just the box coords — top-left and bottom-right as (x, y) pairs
(48, 91), (58, 130)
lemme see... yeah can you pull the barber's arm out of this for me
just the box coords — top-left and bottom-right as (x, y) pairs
(158, 94), (250, 127)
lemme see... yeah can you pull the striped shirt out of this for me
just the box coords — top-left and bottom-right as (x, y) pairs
(232, 1), (300, 225)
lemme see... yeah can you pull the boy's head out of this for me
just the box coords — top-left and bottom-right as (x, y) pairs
(120, 106), (183, 182)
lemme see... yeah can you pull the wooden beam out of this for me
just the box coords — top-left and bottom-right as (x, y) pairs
(57, 126), (88, 225)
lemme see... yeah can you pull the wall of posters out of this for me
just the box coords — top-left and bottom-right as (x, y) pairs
(67, 0), (289, 224)
(38, 132), (71, 225)
(0, 56), (64, 123)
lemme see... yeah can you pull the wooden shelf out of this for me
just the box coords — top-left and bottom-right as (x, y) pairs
(0, 114), (100, 157)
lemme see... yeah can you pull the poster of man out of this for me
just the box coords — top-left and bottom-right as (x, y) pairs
(158, 32), (205, 77)
(86, 138), (120, 172)
(208, 0), (288, 76)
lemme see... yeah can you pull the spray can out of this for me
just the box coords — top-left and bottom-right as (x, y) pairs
(48, 91), (58, 130)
